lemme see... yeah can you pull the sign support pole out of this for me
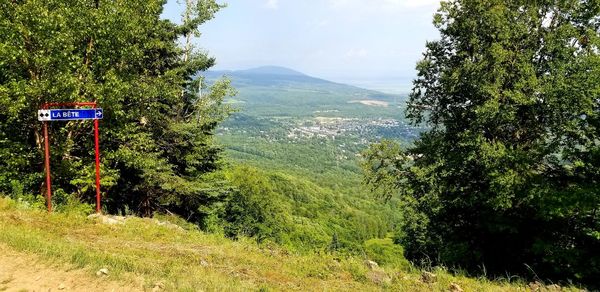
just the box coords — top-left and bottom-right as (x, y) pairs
(38, 102), (103, 214)
(43, 121), (52, 212)
(94, 118), (101, 214)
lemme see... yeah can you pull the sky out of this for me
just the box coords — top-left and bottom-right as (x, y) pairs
(161, 0), (441, 94)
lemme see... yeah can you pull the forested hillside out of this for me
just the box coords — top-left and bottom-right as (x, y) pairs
(0, 0), (599, 291)
(203, 67), (421, 252)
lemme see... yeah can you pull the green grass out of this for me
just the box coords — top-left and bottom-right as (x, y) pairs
(0, 197), (579, 291)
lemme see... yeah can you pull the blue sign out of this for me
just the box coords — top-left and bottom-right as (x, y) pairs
(38, 109), (103, 121)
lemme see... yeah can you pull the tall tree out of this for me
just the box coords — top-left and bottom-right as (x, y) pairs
(0, 0), (234, 221)
(363, 0), (600, 285)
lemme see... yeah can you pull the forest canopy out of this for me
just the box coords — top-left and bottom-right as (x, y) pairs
(0, 0), (235, 222)
(363, 0), (600, 286)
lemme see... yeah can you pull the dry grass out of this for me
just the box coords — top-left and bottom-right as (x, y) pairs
(0, 197), (582, 291)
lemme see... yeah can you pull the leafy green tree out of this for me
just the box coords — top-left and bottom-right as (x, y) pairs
(0, 0), (234, 222)
(363, 0), (600, 285)
(224, 166), (290, 243)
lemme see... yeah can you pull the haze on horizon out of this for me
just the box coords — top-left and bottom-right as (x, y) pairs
(162, 0), (441, 94)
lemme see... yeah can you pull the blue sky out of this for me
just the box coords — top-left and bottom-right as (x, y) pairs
(162, 0), (440, 93)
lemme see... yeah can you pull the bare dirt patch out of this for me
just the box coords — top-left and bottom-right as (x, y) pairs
(0, 244), (141, 292)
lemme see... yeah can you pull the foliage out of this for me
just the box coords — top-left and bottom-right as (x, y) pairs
(364, 237), (411, 270)
(216, 161), (402, 253)
(0, 0), (234, 222)
(224, 166), (289, 243)
(363, 0), (600, 286)
(221, 138), (405, 252)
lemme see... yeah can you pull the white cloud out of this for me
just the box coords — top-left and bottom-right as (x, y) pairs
(307, 19), (330, 29)
(344, 48), (368, 58)
(265, 0), (279, 9)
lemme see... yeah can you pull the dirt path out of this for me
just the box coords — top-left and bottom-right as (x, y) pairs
(0, 244), (141, 292)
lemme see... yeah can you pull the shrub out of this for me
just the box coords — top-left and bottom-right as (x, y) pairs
(364, 237), (410, 270)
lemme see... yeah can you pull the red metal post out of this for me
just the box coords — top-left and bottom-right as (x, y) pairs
(94, 118), (101, 213)
(41, 101), (102, 213)
(43, 121), (52, 212)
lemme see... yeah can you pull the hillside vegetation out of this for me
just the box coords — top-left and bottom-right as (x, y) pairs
(2, 0), (599, 290)
(362, 0), (600, 287)
(203, 66), (418, 253)
(0, 197), (576, 291)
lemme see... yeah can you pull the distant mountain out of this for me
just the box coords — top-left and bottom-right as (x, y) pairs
(202, 66), (337, 87)
(236, 66), (306, 76)
(202, 66), (389, 95)
(201, 66), (406, 118)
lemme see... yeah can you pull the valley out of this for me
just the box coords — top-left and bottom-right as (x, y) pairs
(203, 66), (422, 252)
(205, 66), (422, 162)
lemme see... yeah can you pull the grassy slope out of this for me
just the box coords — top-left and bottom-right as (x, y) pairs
(0, 197), (572, 291)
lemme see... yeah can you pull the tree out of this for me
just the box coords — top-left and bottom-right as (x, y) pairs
(0, 0), (234, 222)
(223, 166), (289, 243)
(363, 0), (600, 286)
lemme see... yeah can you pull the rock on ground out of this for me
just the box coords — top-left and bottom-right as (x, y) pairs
(364, 260), (379, 270)
(87, 214), (125, 225)
(420, 271), (437, 283)
(366, 270), (392, 286)
(449, 282), (463, 292)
